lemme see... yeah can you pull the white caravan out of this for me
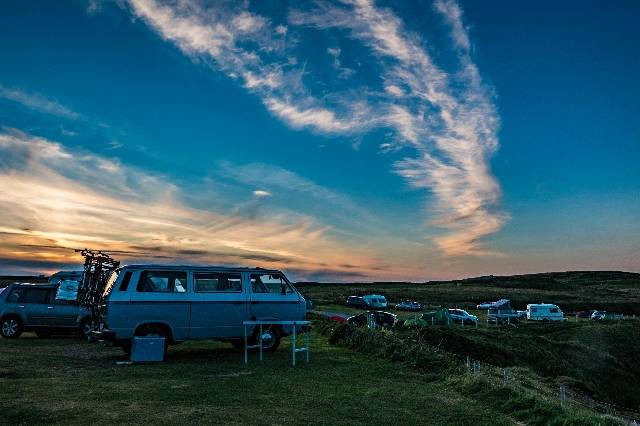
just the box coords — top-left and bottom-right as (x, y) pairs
(526, 304), (566, 322)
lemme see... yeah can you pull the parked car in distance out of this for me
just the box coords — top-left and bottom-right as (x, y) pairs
(591, 311), (624, 321)
(346, 296), (366, 308)
(347, 311), (397, 329)
(362, 294), (388, 309)
(395, 300), (422, 311)
(448, 309), (478, 325)
(0, 283), (92, 339)
(526, 304), (566, 322)
(96, 265), (307, 354)
(575, 310), (595, 319)
(516, 310), (527, 320)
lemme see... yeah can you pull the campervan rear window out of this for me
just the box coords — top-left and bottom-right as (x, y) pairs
(194, 272), (242, 292)
(118, 271), (133, 291)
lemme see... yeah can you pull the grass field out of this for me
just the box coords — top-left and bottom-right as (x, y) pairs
(1, 271), (638, 424)
(0, 330), (626, 426)
(0, 332), (528, 425)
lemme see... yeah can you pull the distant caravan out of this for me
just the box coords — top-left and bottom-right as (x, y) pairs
(526, 304), (567, 322)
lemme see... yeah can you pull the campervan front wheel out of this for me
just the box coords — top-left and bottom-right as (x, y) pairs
(231, 327), (282, 352)
(259, 327), (281, 352)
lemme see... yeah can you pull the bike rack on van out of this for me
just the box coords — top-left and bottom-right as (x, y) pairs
(76, 249), (120, 332)
(243, 320), (311, 367)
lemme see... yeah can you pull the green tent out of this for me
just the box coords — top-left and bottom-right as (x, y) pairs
(404, 307), (452, 327)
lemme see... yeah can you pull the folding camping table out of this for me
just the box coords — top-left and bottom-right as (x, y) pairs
(242, 320), (311, 366)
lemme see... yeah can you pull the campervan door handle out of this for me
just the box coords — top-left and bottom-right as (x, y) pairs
(18, 305), (25, 308)
(47, 306), (54, 309)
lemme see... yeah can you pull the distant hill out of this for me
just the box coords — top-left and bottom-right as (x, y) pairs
(297, 270), (640, 315)
(297, 270), (640, 287)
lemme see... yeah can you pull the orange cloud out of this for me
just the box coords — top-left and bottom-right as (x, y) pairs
(0, 130), (402, 280)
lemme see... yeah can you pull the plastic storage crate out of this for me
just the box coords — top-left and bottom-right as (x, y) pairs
(130, 336), (165, 362)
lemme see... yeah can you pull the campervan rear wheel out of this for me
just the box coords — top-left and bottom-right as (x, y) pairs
(119, 341), (132, 355)
(79, 318), (93, 340)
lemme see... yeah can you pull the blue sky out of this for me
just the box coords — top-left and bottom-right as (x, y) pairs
(0, 0), (638, 280)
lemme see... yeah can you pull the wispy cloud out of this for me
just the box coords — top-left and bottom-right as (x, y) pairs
(0, 85), (80, 120)
(125, 0), (507, 256)
(0, 129), (387, 279)
(216, 161), (381, 235)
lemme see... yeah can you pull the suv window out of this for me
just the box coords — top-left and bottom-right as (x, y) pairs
(7, 288), (24, 303)
(137, 271), (187, 293)
(23, 288), (52, 304)
(250, 273), (293, 294)
(194, 272), (242, 292)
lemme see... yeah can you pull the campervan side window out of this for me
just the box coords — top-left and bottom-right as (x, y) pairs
(194, 272), (242, 292)
(137, 271), (187, 293)
(250, 273), (293, 294)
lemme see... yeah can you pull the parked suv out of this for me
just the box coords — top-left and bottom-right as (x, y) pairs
(96, 265), (307, 354)
(346, 296), (366, 308)
(448, 309), (478, 325)
(0, 284), (92, 339)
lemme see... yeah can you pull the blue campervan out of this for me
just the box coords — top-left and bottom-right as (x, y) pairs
(97, 265), (307, 353)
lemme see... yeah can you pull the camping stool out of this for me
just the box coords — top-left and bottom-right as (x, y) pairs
(242, 320), (311, 367)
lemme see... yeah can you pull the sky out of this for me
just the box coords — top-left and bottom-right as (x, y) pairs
(0, 0), (638, 281)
